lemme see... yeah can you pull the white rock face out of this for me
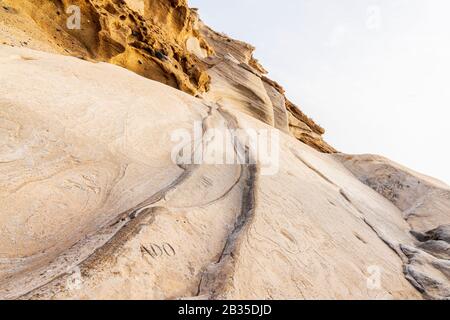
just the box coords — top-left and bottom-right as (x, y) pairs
(0, 45), (448, 300)
(186, 37), (208, 59)
(336, 154), (450, 299)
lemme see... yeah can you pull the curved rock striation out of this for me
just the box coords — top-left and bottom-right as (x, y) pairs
(0, 45), (426, 299)
(0, 0), (211, 95)
(336, 154), (450, 299)
(0, 0), (333, 152)
(0, 0), (448, 300)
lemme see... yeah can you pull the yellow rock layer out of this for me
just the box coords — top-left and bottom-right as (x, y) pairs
(0, 0), (333, 152)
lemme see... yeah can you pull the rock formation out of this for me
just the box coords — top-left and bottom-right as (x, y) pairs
(0, 0), (448, 300)
(0, 0), (333, 151)
(336, 154), (450, 299)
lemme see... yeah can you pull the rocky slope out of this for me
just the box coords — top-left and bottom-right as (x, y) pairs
(0, 0), (334, 152)
(336, 154), (450, 299)
(0, 0), (448, 299)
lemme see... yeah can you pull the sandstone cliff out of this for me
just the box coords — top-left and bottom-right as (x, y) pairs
(0, 0), (334, 152)
(0, 0), (448, 300)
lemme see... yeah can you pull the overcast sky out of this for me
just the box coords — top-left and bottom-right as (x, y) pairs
(190, 0), (450, 184)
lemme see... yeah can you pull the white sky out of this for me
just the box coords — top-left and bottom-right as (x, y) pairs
(190, 0), (450, 184)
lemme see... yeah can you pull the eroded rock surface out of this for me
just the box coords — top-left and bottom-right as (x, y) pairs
(0, 0), (333, 152)
(0, 0), (448, 300)
(0, 0), (211, 95)
(0, 45), (425, 300)
(336, 154), (450, 299)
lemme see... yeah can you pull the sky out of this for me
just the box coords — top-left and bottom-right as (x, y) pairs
(189, 0), (450, 184)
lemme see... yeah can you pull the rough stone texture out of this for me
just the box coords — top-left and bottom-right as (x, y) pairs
(0, 0), (334, 153)
(335, 154), (450, 233)
(336, 154), (450, 299)
(0, 45), (427, 300)
(0, 0), (211, 95)
(0, 1), (448, 300)
(197, 23), (335, 153)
